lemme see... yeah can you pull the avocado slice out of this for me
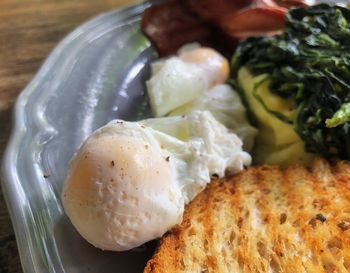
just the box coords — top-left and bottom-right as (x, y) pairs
(237, 67), (314, 165)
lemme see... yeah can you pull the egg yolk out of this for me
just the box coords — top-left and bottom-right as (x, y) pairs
(179, 47), (229, 86)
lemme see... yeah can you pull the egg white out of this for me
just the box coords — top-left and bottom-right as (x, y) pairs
(141, 110), (252, 202)
(169, 84), (257, 152)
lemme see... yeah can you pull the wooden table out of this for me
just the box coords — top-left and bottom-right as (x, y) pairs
(0, 1), (138, 272)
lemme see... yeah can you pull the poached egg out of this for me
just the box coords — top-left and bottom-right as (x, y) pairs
(147, 46), (229, 117)
(62, 111), (251, 251)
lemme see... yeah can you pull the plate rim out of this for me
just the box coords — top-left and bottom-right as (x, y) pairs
(1, 1), (153, 272)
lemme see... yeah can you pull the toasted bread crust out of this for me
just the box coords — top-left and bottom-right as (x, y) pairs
(144, 159), (350, 273)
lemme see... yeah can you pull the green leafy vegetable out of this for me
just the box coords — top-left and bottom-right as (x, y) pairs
(326, 102), (350, 128)
(232, 4), (350, 159)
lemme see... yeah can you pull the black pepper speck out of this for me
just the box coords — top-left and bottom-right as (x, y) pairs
(315, 213), (326, 222)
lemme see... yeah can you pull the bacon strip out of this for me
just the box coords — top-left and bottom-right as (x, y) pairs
(141, 0), (308, 56)
(141, 1), (212, 56)
(185, 0), (254, 22)
(273, 0), (308, 8)
(219, 6), (287, 40)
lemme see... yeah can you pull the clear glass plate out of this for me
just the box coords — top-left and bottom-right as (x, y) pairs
(2, 1), (348, 273)
(1, 1), (160, 272)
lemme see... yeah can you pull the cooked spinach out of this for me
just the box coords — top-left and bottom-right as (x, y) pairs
(232, 4), (350, 159)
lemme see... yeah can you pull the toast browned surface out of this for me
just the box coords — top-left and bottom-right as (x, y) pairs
(144, 159), (350, 273)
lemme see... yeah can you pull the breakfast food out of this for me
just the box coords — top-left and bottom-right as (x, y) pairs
(62, 3), (350, 270)
(141, 4), (350, 272)
(147, 45), (257, 151)
(62, 130), (183, 251)
(144, 158), (350, 273)
(61, 42), (257, 251)
(140, 1), (212, 56)
(168, 84), (257, 152)
(141, 0), (307, 56)
(147, 46), (229, 117)
(232, 4), (350, 164)
(62, 110), (251, 251)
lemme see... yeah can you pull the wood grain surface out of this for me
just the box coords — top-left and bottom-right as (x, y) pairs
(0, 1), (139, 272)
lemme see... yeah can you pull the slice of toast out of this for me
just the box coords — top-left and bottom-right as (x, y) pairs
(144, 159), (350, 273)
